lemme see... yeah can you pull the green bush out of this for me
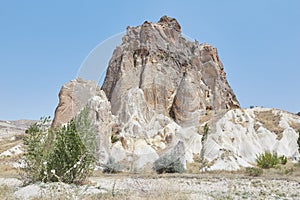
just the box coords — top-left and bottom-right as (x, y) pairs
(279, 155), (287, 165)
(245, 167), (263, 176)
(201, 123), (209, 143)
(256, 151), (280, 169)
(23, 107), (97, 184)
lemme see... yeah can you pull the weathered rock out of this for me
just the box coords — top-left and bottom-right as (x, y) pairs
(102, 16), (239, 125)
(153, 141), (186, 173)
(110, 138), (159, 172)
(200, 107), (300, 171)
(85, 93), (115, 165)
(52, 78), (101, 128)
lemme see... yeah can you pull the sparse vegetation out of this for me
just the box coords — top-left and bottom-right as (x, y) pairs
(200, 124), (209, 162)
(256, 151), (287, 169)
(22, 107), (97, 184)
(0, 184), (14, 200)
(245, 167), (263, 176)
(254, 110), (284, 139)
(278, 155), (287, 165)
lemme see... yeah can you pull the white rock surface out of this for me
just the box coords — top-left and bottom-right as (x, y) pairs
(200, 108), (300, 170)
(0, 144), (23, 157)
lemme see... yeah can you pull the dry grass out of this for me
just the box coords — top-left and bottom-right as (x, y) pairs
(0, 139), (22, 155)
(0, 164), (19, 178)
(240, 161), (300, 181)
(0, 144), (22, 178)
(186, 154), (203, 173)
(186, 162), (201, 174)
(0, 184), (15, 200)
(254, 110), (284, 139)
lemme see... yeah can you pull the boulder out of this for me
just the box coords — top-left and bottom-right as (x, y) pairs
(153, 141), (186, 173)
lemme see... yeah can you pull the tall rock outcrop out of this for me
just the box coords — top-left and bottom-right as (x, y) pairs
(102, 16), (239, 125)
(51, 16), (300, 172)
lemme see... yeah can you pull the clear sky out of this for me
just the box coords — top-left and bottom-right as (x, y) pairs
(1, 0), (299, 120)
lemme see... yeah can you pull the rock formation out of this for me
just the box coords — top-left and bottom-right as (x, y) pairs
(85, 92), (115, 164)
(102, 15), (239, 125)
(52, 78), (101, 128)
(51, 16), (300, 172)
(199, 107), (300, 171)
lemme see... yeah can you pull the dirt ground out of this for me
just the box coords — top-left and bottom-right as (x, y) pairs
(1, 169), (300, 200)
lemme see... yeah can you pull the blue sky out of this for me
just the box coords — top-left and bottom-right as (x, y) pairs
(1, 0), (299, 120)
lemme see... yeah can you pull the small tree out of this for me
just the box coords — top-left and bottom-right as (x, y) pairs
(22, 107), (97, 184)
(22, 116), (52, 183)
(45, 119), (95, 183)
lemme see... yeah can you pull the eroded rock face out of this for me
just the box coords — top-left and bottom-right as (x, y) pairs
(102, 16), (239, 125)
(199, 107), (300, 171)
(52, 78), (102, 128)
(86, 93), (115, 165)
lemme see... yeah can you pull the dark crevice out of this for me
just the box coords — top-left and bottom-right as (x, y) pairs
(169, 104), (176, 121)
(136, 48), (149, 88)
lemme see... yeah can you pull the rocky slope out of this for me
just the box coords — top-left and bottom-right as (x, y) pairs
(0, 119), (36, 139)
(51, 16), (300, 172)
(0, 120), (37, 161)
